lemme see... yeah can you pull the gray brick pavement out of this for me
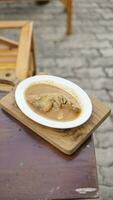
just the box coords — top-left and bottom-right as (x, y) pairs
(0, 0), (113, 199)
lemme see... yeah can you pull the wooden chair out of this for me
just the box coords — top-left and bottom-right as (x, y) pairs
(34, 0), (73, 35)
(0, 21), (36, 92)
(0, 0), (72, 35)
(60, 0), (72, 34)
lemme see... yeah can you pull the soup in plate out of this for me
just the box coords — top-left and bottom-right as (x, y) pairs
(25, 83), (81, 121)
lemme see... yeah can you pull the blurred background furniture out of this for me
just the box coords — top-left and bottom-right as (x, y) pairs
(60, 0), (72, 34)
(0, 21), (36, 92)
(0, 0), (72, 35)
(37, 0), (72, 34)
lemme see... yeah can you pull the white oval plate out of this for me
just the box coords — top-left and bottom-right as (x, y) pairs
(15, 75), (92, 129)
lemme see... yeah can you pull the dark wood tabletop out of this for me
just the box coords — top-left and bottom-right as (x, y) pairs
(0, 92), (99, 200)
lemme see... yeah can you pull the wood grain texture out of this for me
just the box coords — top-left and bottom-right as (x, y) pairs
(66, 0), (72, 34)
(0, 62), (16, 69)
(0, 37), (18, 48)
(0, 44), (17, 91)
(0, 69), (16, 80)
(0, 91), (111, 155)
(31, 35), (36, 74)
(16, 22), (33, 79)
(0, 21), (36, 91)
(28, 52), (35, 76)
(0, 84), (13, 91)
(0, 91), (99, 200)
(0, 21), (28, 28)
(60, 0), (72, 34)
(0, 48), (17, 55)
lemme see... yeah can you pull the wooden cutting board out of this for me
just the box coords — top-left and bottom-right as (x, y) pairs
(0, 90), (111, 155)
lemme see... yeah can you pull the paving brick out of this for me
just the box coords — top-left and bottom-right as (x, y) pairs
(107, 26), (113, 33)
(102, 12), (113, 20)
(69, 77), (93, 90)
(73, 67), (105, 78)
(85, 89), (110, 101)
(95, 147), (113, 167)
(56, 57), (88, 68)
(90, 78), (113, 90)
(81, 49), (99, 57)
(99, 20), (113, 27)
(100, 166), (113, 186)
(89, 57), (113, 68)
(54, 48), (82, 57)
(100, 48), (113, 57)
(105, 68), (113, 77)
(37, 58), (56, 70)
(100, 185), (113, 200)
(78, 26), (107, 34)
(54, 66), (75, 78)
(97, 118), (113, 133)
(108, 91), (113, 98)
(0, 0), (113, 199)
(77, 2), (98, 8)
(95, 131), (113, 148)
(60, 40), (111, 49)
(96, 33), (113, 40)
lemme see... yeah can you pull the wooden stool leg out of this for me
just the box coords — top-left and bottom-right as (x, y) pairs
(31, 35), (37, 75)
(66, 0), (72, 35)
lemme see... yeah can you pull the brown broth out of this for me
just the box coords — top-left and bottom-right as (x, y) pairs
(25, 83), (81, 121)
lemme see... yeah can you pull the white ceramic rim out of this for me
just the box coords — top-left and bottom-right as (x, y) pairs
(15, 75), (92, 129)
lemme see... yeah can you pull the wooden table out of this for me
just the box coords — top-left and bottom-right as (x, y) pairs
(0, 91), (100, 200)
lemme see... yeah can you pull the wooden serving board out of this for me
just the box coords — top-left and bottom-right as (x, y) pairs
(0, 90), (111, 155)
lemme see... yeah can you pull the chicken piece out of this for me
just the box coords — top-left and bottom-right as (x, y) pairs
(52, 95), (63, 111)
(27, 93), (81, 114)
(27, 95), (53, 112)
(66, 99), (81, 113)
